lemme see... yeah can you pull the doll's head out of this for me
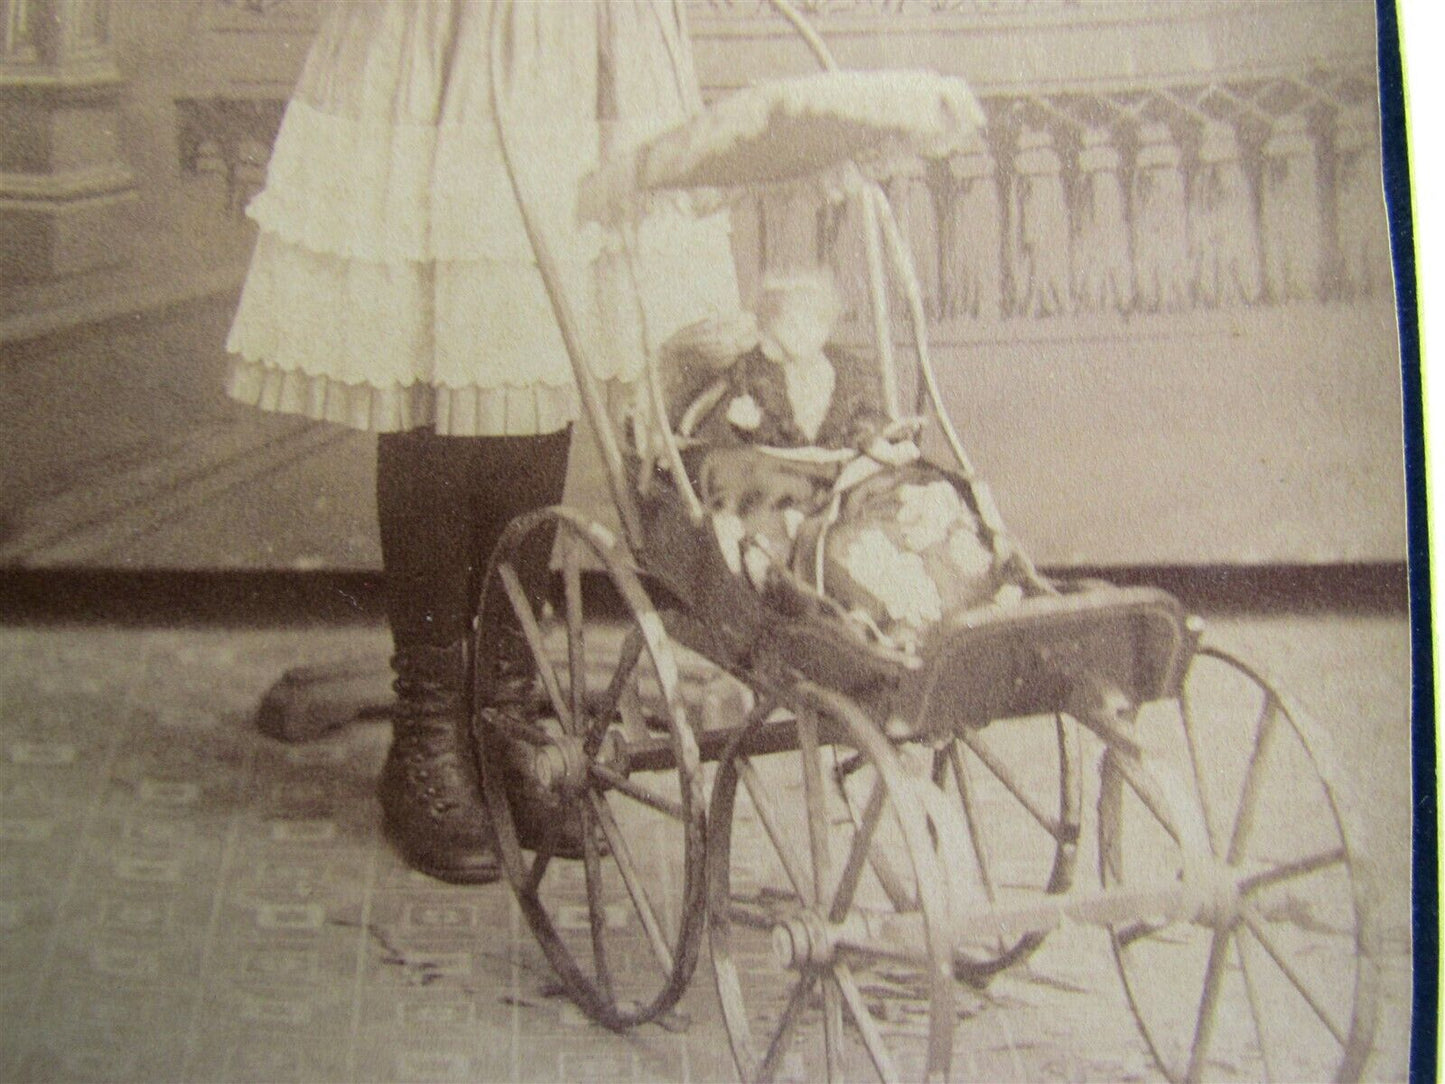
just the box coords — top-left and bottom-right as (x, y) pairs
(755, 270), (843, 367)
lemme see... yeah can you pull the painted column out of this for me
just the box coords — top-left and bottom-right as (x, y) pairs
(0, 0), (136, 281)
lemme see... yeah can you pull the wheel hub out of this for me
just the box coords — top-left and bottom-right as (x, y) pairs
(531, 717), (589, 794)
(772, 912), (834, 970)
(1184, 852), (1243, 930)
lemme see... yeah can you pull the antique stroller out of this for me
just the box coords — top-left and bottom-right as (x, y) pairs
(469, 2), (1380, 1081)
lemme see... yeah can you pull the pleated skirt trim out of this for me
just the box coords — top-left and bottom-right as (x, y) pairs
(226, 358), (579, 437)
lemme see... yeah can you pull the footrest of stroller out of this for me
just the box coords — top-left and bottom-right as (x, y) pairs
(903, 585), (1191, 733)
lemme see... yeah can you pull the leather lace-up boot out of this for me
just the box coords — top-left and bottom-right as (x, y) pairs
(377, 642), (499, 884)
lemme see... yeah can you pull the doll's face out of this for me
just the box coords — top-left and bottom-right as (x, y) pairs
(764, 302), (830, 363)
(756, 273), (842, 364)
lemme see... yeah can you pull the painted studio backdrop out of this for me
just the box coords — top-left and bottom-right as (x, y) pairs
(0, 0), (1403, 572)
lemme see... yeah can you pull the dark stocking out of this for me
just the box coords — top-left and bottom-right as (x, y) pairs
(374, 425), (572, 882)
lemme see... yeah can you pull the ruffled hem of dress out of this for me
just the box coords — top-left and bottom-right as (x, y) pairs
(246, 99), (605, 265)
(225, 231), (588, 390)
(226, 358), (579, 437)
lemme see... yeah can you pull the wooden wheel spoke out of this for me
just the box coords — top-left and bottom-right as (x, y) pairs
(1116, 918), (1169, 950)
(590, 763), (689, 822)
(594, 626), (645, 729)
(524, 851), (550, 895)
(563, 539), (587, 732)
(1240, 846), (1348, 896)
(857, 800), (924, 916)
(1235, 927), (1281, 1082)
(711, 682), (964, 1084)
(738, 756), (816, 905)
(948, 742), (999, 906)
(1183, 928), (1232, 1083)
(589, 792), (674, 977)
(835, 962), (901, 1083)
(797, 705), (842, 1082)
(796, 708), (834, 903)
(1240, 905), (1349, 1047)
(1112, 752), (1184, 847)
(1226, 693), (1282, 864)
(498, 565), (573, 731)
(822, 975), (845, 1082)
(829, 775), (886, 922)
(1181, 693), (1223, 856)
(728, 896), (781, 930)
(1099, 766), (1124, 883)
(959, 731), (1064, 840)
(841, 767), (915, 915)
(581, 799), (614, 1003)
(759, 975), (817, 1083)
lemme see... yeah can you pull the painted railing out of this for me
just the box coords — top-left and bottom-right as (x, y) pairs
(688, 0), (1388, 324)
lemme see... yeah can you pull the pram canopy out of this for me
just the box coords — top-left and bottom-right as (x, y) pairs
(583, 69), (985, 197)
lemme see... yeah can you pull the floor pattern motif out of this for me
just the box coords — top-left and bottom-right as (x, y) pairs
(0, 617), (1413, 1082)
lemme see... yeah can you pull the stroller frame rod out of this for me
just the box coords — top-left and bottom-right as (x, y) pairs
(792, 874), (1221, 972)
(488, 0), (646, 551)
(859, 179), (903, 422)
(767, 0), (839, 73)
(767, 0), (907, 426)
(625, 215), (708, 524)
(872, 183), (1057, 594)
(871, 185), (973, 479)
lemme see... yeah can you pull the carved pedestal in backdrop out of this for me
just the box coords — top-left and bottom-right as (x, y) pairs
(0, 0), (137, 281)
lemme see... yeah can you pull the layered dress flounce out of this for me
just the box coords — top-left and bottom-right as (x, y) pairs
(227, 0), (738, 437)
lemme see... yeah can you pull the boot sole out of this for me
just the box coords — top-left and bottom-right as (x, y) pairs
(381, 819), (502, 886)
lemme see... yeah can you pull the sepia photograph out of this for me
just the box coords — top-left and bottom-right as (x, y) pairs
(0, 0), (1420, 1080)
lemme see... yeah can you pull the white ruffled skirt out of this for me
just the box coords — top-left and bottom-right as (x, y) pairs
(227, 0), (738, 437)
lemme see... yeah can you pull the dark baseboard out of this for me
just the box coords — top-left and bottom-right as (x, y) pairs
(0, 562), (1409, 627)
(0, 569), (389, 626)
(1046, 562), (1409, 615)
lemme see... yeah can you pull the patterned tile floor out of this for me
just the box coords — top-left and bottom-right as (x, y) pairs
(0, 612), (1414, 1082)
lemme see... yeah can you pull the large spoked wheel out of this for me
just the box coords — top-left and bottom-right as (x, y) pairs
(708, 681), (958, 1083)
(1099, 644), (1380, 1082)
(927, 713), (1081, 983)
(473, 507), (707, 1030)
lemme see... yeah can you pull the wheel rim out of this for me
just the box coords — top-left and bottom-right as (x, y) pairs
(708, 681), (956, 1084)
(1099, 645), (1380, 1083)
(472, 508), (707, 1030)
(921, 712), (1081, 983)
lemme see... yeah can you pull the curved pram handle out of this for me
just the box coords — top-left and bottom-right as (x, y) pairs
(488, 0), (647, 547)
(490, 0), (1050, 594)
